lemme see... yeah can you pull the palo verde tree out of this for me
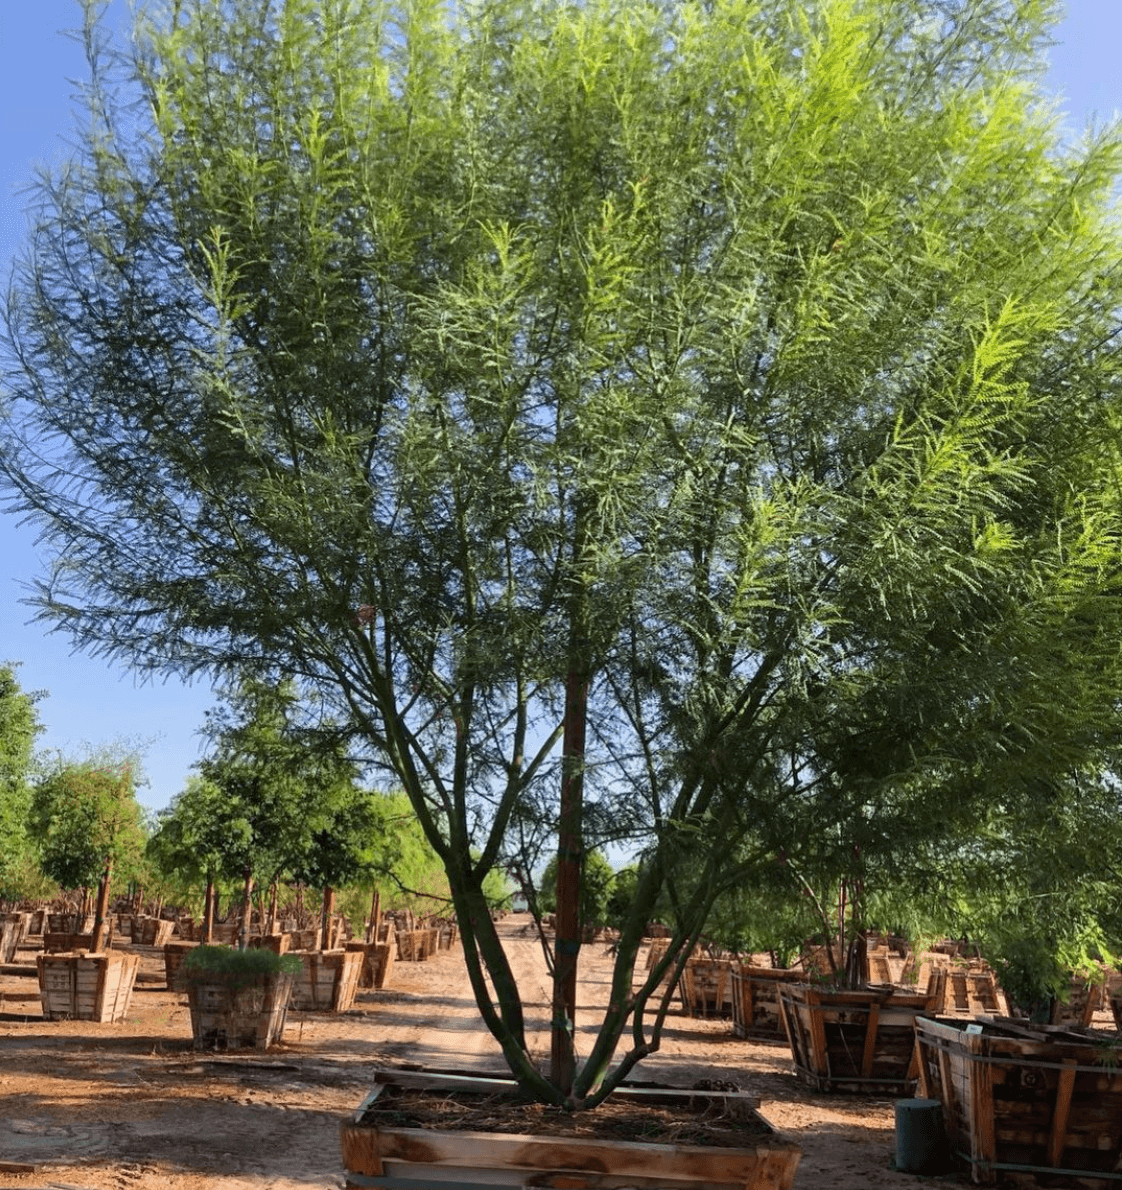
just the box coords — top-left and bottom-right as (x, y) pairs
(3, 0), (1122, 1107)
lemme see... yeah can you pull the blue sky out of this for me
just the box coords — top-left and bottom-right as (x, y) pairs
(1, 1), (1120, 813)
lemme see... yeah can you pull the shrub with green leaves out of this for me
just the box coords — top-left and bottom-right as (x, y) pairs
(183, 944), (301, 990)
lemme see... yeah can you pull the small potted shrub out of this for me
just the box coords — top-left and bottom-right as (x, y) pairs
(182, 944), (301, 1049)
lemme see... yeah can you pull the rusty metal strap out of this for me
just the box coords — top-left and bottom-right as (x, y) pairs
(951, 1148), (1122, 1182)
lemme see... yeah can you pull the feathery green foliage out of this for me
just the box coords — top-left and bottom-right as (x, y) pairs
(2, 0), (1122, 1103)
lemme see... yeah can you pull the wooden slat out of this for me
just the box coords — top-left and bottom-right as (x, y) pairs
(860, 1000), (880, 1079)
(804, 990), (830, 1080)
(1045, 1059), (1078, 1169)
(350, 1122), (794, 1184)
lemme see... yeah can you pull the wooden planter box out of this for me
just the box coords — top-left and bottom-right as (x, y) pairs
(186, 969), (295, 1049)
(339, 1069), (801, 1190)
(397, 930), (420, 961)
(43, 930), (105, 953)
(249, 933), (292, 955)
(186, 921), (238, 944)
(777, 975), (944, 1095)
(731, 965), (803, 1039)
(914, 1015), (1122, 1185)
(37, 951), (139, 1022)
(680, 957), (736, 1018)
(1049, 975), (1100, 1028)
(290, 949), (364, 1012)
(163, 940), (200, 990)
(346, 940), (395, 989)
(0, 913), (27, 963)
(47, 912), (95, 933)
(132, 916), (175, 947)
(286, 927), (321, 951)
(398, 928), (438, 961)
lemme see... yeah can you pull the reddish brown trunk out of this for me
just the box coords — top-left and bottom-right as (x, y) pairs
(91, 859), (113, 952)
(203, 876), (216, 944)
(550, 665), (588, 1096)
(321, 887), (336, 950)
(266, 882), (279, 934)
(239, 868), (254, 950)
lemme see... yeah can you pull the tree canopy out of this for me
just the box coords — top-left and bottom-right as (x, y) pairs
(0, 663), (43, 899)
(28, 754), (146, 940)
(3, 0), (1122, 1105)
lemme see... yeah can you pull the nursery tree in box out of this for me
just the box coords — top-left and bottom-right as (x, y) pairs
(4, 0), (1122, 1104)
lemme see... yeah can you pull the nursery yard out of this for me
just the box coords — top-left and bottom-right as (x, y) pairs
(3, 914), (1101, 1190)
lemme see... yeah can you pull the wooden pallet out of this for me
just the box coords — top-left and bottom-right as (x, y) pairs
(918, 955), (1009, 1017)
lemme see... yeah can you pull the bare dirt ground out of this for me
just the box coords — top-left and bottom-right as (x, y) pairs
(0, 914), (1011, 1189)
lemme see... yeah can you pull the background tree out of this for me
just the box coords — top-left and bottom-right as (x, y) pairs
(0, 662), (43, 902)
(3, 0), (1122, 1107)
(146, 774), (252, 940)
(29, 753), (146, 948)
(538, 850), (615, 933)
(192, 675), (360, 946)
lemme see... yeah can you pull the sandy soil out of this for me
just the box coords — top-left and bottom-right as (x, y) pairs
(0, 915), (981, 1189)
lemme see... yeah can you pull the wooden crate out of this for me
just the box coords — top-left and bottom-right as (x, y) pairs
(0, 914), (24, 963)
(187, 970), (294, 1048)
(43, 931), (103, 953)
(340, 1069), (801, 1190)
(47, 912), (94, 933)
(915, 1015), (1122, 1186)
(37, 951), (139, 1022)
(286, 927), (321, 951)
(730, 965), (802, 1038)
(680, 958), (736, 1018)
(397, 930), (419, 961)
(133, 916), (175, 947)
(290, 949), (364, 1012)
(249, 933), (292, 955)
(163, 940), (200, 990)
(777, 974), (944, 1095)
(187, 921), (239, 944)
(374, 940), (395, 988)
(638, 939), (683, 1006)
(346, 940), (395, 989)
(645, 938), (670, 970)
(1050, 975), (1100, 1028)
